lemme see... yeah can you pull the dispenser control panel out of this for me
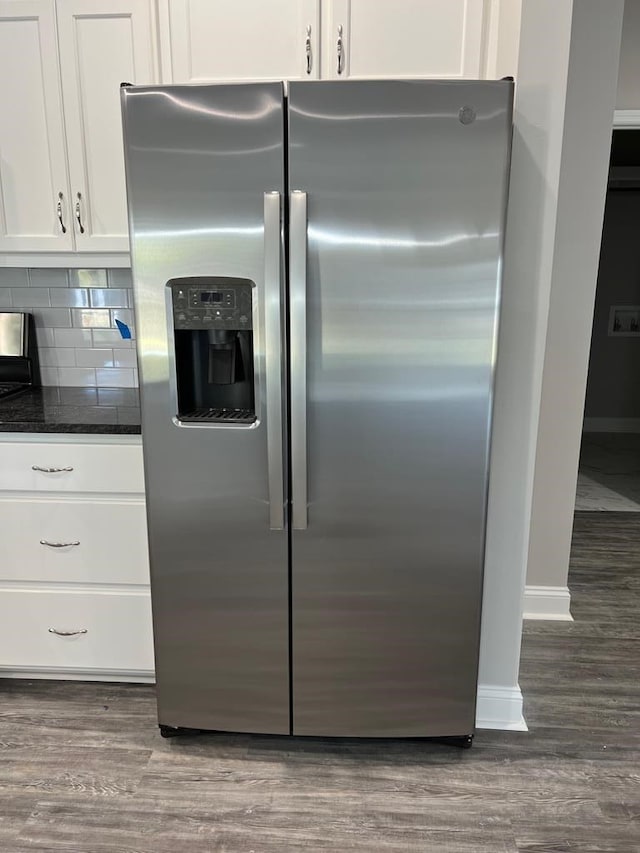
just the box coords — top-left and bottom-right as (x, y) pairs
(169, 277), (253, 330)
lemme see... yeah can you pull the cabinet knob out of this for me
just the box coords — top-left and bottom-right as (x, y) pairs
(32, 466), (74, 473)
(56, 192), (67, 234)
(337, 24), (344, 75)
(40, 540), (80, 548)
(48, 628), (88, 637)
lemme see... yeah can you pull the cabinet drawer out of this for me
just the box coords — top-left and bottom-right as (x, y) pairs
(0, 442), (144, 494)
(0, 588), (154, 673)
(0, 499), (149, 585)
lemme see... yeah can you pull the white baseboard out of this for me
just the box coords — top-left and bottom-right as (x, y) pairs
(476, 684), (527, 731)
(583, 417), (640, 433)
(0, 666), (155, 683)
(613, 109), (640, 128)
(523, 585), (573, 621)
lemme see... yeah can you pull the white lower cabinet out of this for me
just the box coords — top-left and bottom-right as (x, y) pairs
(0, 437), (154, 682)
(0, 441), (145, 494)
(0, 588), (153, 673)
(0, 499), (149, 585)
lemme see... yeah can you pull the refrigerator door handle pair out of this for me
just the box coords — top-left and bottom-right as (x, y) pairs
(263, 190), (309, 532)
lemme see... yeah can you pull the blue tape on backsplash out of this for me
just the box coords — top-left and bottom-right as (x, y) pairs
(115, 319), (132, 339)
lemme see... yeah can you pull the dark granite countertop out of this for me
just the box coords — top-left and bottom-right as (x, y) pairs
(0, 386), (141, 435)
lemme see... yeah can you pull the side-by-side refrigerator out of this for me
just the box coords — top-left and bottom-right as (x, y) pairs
(121, 79), (513, 741)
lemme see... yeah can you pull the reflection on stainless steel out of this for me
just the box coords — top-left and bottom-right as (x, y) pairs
(290, 191), (308, 531)
(0, 312), (40, 394)
(0, 312), (26, 358)
(307, 225), (498, 250)
(122, 79), (513, 740)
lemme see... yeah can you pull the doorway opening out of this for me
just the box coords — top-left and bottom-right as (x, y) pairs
(576, 128), (640, 512)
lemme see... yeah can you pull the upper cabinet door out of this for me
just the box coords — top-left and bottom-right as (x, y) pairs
(56, 0), (157, 252)
(0, 1), (73, 252)
(323, 0), (486, 80)
(161, 0), (320, 83)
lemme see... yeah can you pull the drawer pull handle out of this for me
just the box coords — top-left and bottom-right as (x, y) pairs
(48, 628), (87, 637)
(40, 540), (80, 548)
(32, 466), (74, 473)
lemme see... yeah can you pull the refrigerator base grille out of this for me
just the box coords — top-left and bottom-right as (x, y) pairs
(180, 407), (256, 424)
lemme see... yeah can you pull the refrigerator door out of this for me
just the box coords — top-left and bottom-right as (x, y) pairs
(122, 83), (290, 734)
(288, 80), (512, 737)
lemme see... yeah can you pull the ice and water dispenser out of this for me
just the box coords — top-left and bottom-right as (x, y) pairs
(169, 277), (255, 424)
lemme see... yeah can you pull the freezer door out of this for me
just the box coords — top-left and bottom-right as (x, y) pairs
(288, 80), (512, 737)
(121, 83), (289, 734)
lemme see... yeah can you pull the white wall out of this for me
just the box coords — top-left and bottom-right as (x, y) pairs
(478, 0), (573, 716)
(617, 0), (640, 109)
(483, 0), (522, 78)
(524, 2), (623, 596)
(477, 0), (623, 724)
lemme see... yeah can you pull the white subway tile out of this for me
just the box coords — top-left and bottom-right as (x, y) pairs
(69, 269), (107, 288)
(54, 328), (92, 348)
(113, 348), (137, 368)
(50, 288), (89, 307)
(107, 269), (133, 288)
(0, 269), (29, 288)
(36, 328), (56, 348)
(92, 329), (134, 348)
(76, 348), (114, 368)
(12, 287), (50, 308)
(90, 288), (128, 308)
(29, 269), (69, 288)
(110, 308), (133, 329)
(39, 347), (76, 367)
(57, 367), (97, 387)
(34, 308), (72, 328)
(72, 308), (110, 328)
(95, 368), (135, 388)
(40, 367), (59, 386)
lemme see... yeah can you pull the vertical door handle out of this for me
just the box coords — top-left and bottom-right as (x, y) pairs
(75, 192), (85, 234)
(290, 191), (308, 530)
(305, 25), (312, 74)
(56, 192), (67, 234)
(337, 25), (344, 75)
(264, 192), (285, 531)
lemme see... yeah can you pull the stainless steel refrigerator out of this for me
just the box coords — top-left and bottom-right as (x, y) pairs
(121, 79), (512, 742)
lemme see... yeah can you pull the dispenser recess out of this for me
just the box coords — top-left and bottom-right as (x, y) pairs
(169, 277), (255, 424)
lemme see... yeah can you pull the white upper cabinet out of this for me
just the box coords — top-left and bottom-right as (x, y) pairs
(161, 0), (321, 83)
(0, 1), (73, 252)
(323, 0), (487, 80)
(1, 0), (515, 262)
(161, 0), (497, 86)
(56, 0), (157, 252)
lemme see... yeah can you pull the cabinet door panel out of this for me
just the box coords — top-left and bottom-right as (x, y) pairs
(57, 0), (157, 252)
(324, 0), (486, 80)
(0, 588), (154, 673)
(164, 0), (320, 83)
(0, 0), (73, 252)
(0, 441), (145, 494)
(0, 499), (150, 586)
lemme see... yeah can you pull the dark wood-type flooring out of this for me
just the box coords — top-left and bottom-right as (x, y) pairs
(1, 511), (638, 851)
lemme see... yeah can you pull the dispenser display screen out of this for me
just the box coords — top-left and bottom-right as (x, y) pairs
(200, 292), (223, 303)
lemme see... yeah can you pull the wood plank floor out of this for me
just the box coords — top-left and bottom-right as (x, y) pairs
(1, 511), (638, 852)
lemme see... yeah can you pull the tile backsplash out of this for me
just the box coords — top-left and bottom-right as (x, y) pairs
(0, 268), (137, 388)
